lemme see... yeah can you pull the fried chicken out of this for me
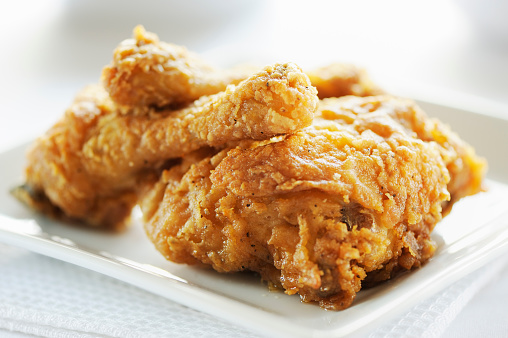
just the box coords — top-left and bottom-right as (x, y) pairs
(102, 25), (256, 109)
(15, 25), (486, 311)
(316, 96), (486, 215)
(143, 95), (485, 310)
(15, 63), (318, 229)
(103, 26), (383, 109)
(306, 63), (384, 99)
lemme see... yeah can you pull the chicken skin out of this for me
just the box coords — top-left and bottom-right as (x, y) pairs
(316, 96), (486, 214)
(15, 63), (318, 229)
(103, 26), (383, 109)
(143, 95), (485, 310)
(102, 25), (256, 109)
(15, 25), (486, 311)
(306, 63), (384, 99)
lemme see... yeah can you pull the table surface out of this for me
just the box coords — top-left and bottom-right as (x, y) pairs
(1, 1), (507, 337)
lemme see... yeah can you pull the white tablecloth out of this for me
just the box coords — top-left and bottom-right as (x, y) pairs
(1, 243), (507, 338)
(1, 1), (507, 336)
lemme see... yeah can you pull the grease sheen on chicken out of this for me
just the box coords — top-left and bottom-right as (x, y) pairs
(16, 62), (318, 229)
(142, 95), (485, 310)
(16, 26), (486, 310)
(102, 25), (256, 108)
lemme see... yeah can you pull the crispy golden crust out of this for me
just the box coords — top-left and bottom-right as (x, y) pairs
(102, 25), (254, 108)
(142, 95), (481, 310)
(85, 63), (318, 176)
(103, 26), (382, 109)
(18, 63), (318, 229)
(17, 85), (150, 229)
(316, 95), (487, 213)
(16, 25), (487, 311)
(306, 63), (384, 99)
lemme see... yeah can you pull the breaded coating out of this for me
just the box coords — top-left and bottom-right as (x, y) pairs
(306, 63), (384, 99)
(316, 96), (486, 214)
(15, 63), (318, 229)
(87, 62), (317, 175)
(143, 95), (486, 310)
(103, 26), (382, 109)
(13, 85), (142, 229)
(102, 25), (255, 108)
(14, 24), (487, 311)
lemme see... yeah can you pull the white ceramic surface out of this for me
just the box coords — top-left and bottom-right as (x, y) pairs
(1, 101), (508, 337)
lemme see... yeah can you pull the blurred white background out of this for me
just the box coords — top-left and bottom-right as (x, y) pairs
(0, 1), (507, 337)
(0, 0), (507, 152)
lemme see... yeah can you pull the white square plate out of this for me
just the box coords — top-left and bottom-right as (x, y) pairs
(1, 100), (508, 337)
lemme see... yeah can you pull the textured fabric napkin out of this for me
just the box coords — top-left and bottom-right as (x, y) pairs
(0, 242), (506, 338)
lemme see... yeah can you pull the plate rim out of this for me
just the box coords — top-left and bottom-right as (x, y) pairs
(1, 98), (508, 337)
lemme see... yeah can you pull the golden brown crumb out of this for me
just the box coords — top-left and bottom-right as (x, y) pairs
(15, 26), (486, 311)
(102, 25), (256, 108)
(306, 63), (384, 99)
(17, 63), (318, 229)
(143, 95), (485, 310)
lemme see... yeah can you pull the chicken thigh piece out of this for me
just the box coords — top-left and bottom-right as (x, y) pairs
(143, 95), (485, 310)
